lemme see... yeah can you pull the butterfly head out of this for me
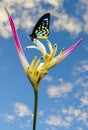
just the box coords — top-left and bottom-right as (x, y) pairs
(30, 34), (36, 41)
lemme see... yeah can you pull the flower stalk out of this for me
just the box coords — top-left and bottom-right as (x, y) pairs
(33, 88), (38, 130)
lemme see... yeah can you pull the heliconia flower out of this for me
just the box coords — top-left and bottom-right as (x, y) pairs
(5, 7), (83, 130)
(26, 38), (83, 71)
(5, 7), (83, 88)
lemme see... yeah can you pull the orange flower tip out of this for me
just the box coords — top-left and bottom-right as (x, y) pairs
(4, 7), (10, 16)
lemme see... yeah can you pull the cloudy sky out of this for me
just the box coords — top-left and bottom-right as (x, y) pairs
(0, 0), (88, 130)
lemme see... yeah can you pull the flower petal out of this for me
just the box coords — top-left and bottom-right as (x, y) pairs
(5, 7), (29, 73)
(47, 38), (83, 69)
(63, 38), (83, 57)
(33, 39), (47, 56)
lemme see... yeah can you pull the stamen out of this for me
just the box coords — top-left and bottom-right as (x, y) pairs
(25, 45), (38, 50)
(59, 48), (64, 56)
(31, 56), (37, 68)
(50, 44), (57, 59)
(46, 39), (53, 53)
(34, 56), (43, 70)
(33, 57), (43, 78)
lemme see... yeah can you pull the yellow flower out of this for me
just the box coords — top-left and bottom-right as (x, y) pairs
(26, 38), (83, 87)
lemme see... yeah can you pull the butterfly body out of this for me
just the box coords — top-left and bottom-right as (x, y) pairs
(30, 13), (50, 40)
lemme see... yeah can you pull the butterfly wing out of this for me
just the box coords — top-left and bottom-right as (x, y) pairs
(30, 13), (50, 40)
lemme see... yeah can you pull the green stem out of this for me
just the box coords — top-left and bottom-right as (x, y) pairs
(33, 89), (38, 130)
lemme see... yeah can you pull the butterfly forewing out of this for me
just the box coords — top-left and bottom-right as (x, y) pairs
(30, 13), (50, 40)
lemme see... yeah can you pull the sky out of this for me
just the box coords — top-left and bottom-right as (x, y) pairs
(0, 0), (88, 130)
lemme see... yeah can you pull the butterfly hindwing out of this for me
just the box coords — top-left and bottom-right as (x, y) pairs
(30, 13), (50, 40)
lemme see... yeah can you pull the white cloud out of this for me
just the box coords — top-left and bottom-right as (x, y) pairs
(14, 102), (32, 117)
(75, 76), (88, 87)
(62, 106), (88, 125)
(5, 114), (15, 122)
(45, 115), (71, 127)
(74, 76), (88, 107)
(62, 107), (81, 117)
(79, 0), (88, 5)
(38, 110), (44, 116)
(77, 0), (88, 34)
(74, 60), (88, 74)
(58, 78), (64, 83)
(0, 7), (11, 38)
(0, 0), (86, 39)
(4, 102), (32, 128)
(83, 13), (88, 33)
(80, 91), (88, 106)
(44, 0), (64, 9)
(18, 10), (34, 30)
(19, 119), (31, 128)
(0, 0), (40, 38)
(2, 0), (36, 8)
(77, 127), (83, 130)
(47, 82), (73, 98)
(43, 75), (53, 82)
(77, 111), (88, 122)
(53, 12), (82, 35)
(45, 105), (88, 128)
(65, 116), (72, 122)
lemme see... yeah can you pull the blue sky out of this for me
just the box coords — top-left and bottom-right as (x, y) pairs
(0, 0), (88, 130)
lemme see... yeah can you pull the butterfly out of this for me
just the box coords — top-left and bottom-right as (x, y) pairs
(29, 13), (50, 40)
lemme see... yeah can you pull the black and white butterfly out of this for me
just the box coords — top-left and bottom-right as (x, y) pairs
(29, 13), (50, 40)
